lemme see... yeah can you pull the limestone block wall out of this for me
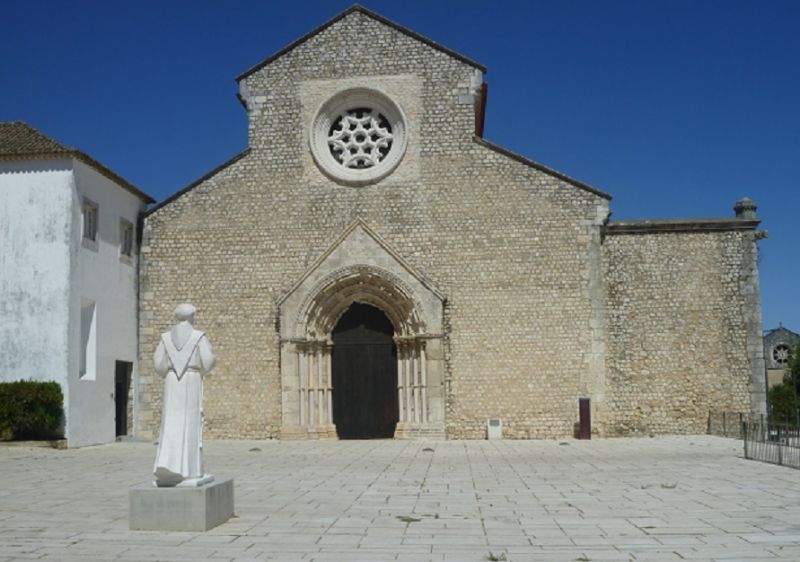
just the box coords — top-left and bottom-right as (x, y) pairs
(138, 147), (609, 440)
(137, 11), (613, 440)
(602, 227), (763, 435)
(436, 152), (609, 439)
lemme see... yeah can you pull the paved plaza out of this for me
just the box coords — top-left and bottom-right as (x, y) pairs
(0, 436), (798, 561)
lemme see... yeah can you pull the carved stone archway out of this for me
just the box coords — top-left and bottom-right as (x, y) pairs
(278, 221), (445, 439)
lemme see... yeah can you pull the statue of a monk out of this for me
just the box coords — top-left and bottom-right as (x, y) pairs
(153, 303), (216, 487)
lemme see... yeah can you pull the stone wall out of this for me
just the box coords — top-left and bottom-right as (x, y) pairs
(138, 10), (611, 440)
(602, 226), (763, 435)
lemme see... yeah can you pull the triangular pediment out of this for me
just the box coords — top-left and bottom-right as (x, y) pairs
(279, 219), (443, 306)
(236, 5), (485, 82)
(278, 219), (444, 339)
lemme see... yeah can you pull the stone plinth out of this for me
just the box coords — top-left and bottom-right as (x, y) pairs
(129, 477), (234, 531)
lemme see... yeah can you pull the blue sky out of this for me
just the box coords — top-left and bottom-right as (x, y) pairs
(3, 0), (798, 331)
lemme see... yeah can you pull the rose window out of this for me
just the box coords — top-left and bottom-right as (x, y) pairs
(310, 88), (407, 186)
(328, 108), (393, 170)
(773, 344), (790, 366)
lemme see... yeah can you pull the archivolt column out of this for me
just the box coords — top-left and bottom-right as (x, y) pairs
(280, 339), (336, 440)
(395, 336), (440, 438)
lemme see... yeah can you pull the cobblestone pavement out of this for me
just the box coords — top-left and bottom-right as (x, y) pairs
(0, 436), (798, 561)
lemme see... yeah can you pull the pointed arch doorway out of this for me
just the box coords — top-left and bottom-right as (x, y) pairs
(332, 303), (398, 439)
(277, 221), (447, 440)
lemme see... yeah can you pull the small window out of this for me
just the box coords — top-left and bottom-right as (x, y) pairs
(82, 198), (98, 243)
(120, 219), (134, 258)
(773, 344), (790, 366)
(80, 299), (97, 380)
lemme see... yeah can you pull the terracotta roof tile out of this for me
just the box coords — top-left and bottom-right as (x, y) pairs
(0, 121), (74, 156)
(0, 121), (154, 203)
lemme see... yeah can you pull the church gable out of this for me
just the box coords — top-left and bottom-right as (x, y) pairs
(237, 7), (486, 179)
(149, 5), (608, 219)
(235, 5), (610, 207)
(236, 5), (485, 82)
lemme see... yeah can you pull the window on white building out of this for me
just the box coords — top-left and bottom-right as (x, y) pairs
(82, 198), (98, 245)
(120, 219), (134, 259)
(80, 299), (97, 380)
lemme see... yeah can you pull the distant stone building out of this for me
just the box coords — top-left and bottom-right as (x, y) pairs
(764, 325), (799, 389)
(137, 6), (767, 440)
(0, 122), (153, 447)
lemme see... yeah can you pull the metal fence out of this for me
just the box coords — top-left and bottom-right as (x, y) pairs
(743, 420), (800, 469)
(707, 411), (762, 439)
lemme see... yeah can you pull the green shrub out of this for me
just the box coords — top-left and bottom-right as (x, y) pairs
(765, 342), (800, 426)
(790, 341), (800, 381)
(0, 381), (64, 440)
(768, 382), (799, 425)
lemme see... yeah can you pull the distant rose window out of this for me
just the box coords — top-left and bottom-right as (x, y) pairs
(773, 344), (790, 366)
(311, 89), (407, 186)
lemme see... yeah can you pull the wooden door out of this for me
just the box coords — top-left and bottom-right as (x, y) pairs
(114, 361), (132, 437)
(332, 303), (398, 438)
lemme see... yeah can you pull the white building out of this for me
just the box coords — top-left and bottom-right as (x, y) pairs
(0, 122), (153, 447)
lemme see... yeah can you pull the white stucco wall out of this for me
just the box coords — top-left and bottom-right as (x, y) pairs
(0, 159), (74, 423)
(67, 159), (145, 447)
(1, 157), (147, 447)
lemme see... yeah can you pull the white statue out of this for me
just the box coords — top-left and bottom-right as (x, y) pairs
(153, 303), (216, 487)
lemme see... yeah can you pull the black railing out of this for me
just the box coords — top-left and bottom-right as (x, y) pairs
(743, 420), (800, 469)
(707, 411), (763, 439)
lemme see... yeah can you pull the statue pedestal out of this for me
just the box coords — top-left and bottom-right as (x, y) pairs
(129, 476), (234, 531)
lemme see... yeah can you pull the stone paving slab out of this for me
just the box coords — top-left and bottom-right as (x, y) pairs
(0, 436), (799, 561)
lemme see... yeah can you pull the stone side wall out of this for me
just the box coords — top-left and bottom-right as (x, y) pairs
(137, 11), (610, 440)
(602, 229), (758, 435)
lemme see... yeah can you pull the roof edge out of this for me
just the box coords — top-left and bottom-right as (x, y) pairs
(764, 326), (800, 338)
(605, 218), (761, 235)
(473, 136), (613, 200)
(235, 4), (486, 82)
(0, 151), (154, 204)
(144, 148), (251, 217)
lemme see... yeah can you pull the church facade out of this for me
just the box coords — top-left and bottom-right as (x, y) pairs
(136, 6), (766, 440)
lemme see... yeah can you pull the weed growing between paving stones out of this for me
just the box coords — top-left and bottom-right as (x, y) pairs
(640, 482), (678, 489)
(396, 515), (421, 523)
(486, 552), (507, 561)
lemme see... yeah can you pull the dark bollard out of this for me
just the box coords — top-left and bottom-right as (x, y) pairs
(578, 397), (591, 440)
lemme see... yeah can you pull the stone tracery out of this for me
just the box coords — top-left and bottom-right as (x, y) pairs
(328, 108), (394, 169)
(310, 88), (407, 186)
(773, 344), (790, 366)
